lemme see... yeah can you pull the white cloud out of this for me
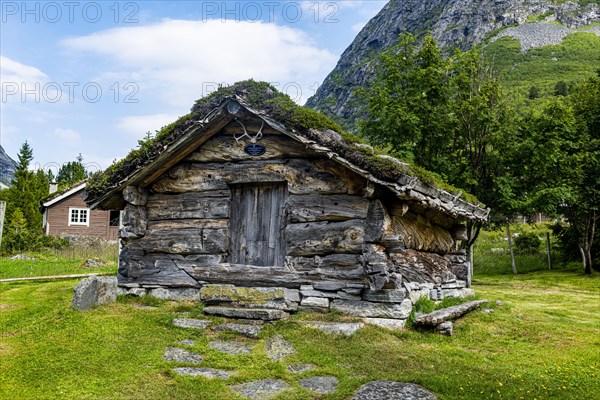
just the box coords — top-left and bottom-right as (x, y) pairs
(53, 128), (81, 141)
(0, 56), (54, 103)
(60, 19), (337, 106)
(0, 56), (48, 84)
(117, 113), (180, 138)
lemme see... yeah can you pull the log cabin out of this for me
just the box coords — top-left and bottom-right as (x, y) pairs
(85, 81), (489, 323)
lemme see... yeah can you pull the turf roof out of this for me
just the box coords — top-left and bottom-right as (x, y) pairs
(85, 79), (483, 209)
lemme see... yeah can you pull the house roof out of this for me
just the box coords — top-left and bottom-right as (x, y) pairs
(85, 80), (489, 222)
(42, 181), (87, 208)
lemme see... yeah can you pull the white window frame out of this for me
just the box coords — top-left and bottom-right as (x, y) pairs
(68, 207), (90, 227)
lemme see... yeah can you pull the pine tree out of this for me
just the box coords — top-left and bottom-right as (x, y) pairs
(57, 153), (88, 188)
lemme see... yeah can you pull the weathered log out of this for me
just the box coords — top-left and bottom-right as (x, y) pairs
(139, 219), (229, 254)
(123, 186), (148, 206)
(285, 255), (366, 281)
(146, 192), (230, 220)
(387, 213), (454, 253)
(361, 244), (399, 291)
(120, 204), (148, 238)
(414, 300), (488, 326)
(186, 134), (315, 162)
(285, 220), (364, 256)
(117, 254), (201, 288)
(286, 194), (369, 222)
(389, 250), (456, 285)
(364, 200), (392, 242)
(151, 159), (364, 195)
(175, 262), (360, 289)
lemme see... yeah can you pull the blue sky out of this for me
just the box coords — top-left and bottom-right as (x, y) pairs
(0, 0), (387, 174)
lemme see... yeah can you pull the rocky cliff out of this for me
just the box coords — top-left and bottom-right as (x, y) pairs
(0, 145), (17, 188)
(306, 0), (600, 129)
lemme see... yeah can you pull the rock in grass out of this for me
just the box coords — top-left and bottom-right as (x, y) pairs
(209, 341), (252, 355)
(300, 376), (339, 394)
(230, 379), (290, 400)
(172, 318), (211, 329)
(72, 275), (117, 311)
(163, 347), (203, 364)
(214, 323), (263, 338)
(265, 334), (296, 361)
(434, 321), (453, 336)
(303, 321), (364, 336)
(353, 381), (437, 400)
(172, 367), (231, 379)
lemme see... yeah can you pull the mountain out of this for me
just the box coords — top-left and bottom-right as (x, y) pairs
(306, 0), (600, 130)
(0, 145), (17, 188)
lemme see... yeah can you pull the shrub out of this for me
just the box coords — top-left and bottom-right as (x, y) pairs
(514, 232), (542, 254)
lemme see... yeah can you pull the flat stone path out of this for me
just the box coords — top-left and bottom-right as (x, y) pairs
(230, 379), (290, 400)
(300, 376), (339, 394)
(165, 317), (438, 399)
(214, 323), (263, 338)
(265, 334), (296, 361)
(173, 367), (232, 379)
(303, 321), (365, 336)
(353, 381), (437, 400)
(209, 340), (252, 355)
(172, 318), (211, 329)
(163, 347), (203, 364)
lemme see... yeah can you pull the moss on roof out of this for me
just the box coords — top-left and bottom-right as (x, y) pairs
(86, 79), (480, 205)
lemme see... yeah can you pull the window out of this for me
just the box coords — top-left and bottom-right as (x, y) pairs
(68, 207), (89, 226)
(109, 210), (120, 227)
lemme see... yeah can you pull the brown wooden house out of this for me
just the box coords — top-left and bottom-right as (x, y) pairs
(85, 82), (489, 323)
(42, 181), (120, 241)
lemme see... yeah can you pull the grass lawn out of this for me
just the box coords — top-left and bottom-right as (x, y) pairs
(1, 270), (598, 399)
(0, 248), (117, 280)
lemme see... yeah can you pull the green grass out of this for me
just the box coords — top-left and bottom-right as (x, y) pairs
(473, 223), (581, 276)
(483, 32), (600, 98)
(1, 270), (598, 399)
(0, 246), (118, 280)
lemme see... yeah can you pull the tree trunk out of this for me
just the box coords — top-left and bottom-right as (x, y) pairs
(580, 246), (592, 275)
(507, 224), (518, 274)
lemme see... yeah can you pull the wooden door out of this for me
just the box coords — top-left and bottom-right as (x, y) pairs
(229, 182), (287, 266)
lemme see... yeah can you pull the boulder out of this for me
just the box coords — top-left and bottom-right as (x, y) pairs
(72, 275), (117, 311)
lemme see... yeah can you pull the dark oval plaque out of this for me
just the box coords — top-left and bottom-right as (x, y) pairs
(244, 143), (266, 156)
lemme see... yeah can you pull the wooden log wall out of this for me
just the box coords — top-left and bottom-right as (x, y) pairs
(118, 130), (467, 290)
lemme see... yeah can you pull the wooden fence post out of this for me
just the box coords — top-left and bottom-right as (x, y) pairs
(0, 201), (5, 251)
(546, 232), (552, 270)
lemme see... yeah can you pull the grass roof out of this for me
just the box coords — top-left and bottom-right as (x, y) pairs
(86, 79), (480, 206)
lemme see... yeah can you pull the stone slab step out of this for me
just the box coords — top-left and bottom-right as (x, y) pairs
(209, 340), (252, 355)
(163, 347), (202, 364)
(302, 321), (364, 336)
(214, 323), (263, 338)
(300, 376), (339, 394)
(231, 379), (290, 400)
(173, 367), (232, 379)
(172, 318), (211, 329)
(204, 306), (289, 321)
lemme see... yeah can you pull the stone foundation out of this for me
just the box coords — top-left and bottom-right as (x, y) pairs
(117, 277), (475, 324)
